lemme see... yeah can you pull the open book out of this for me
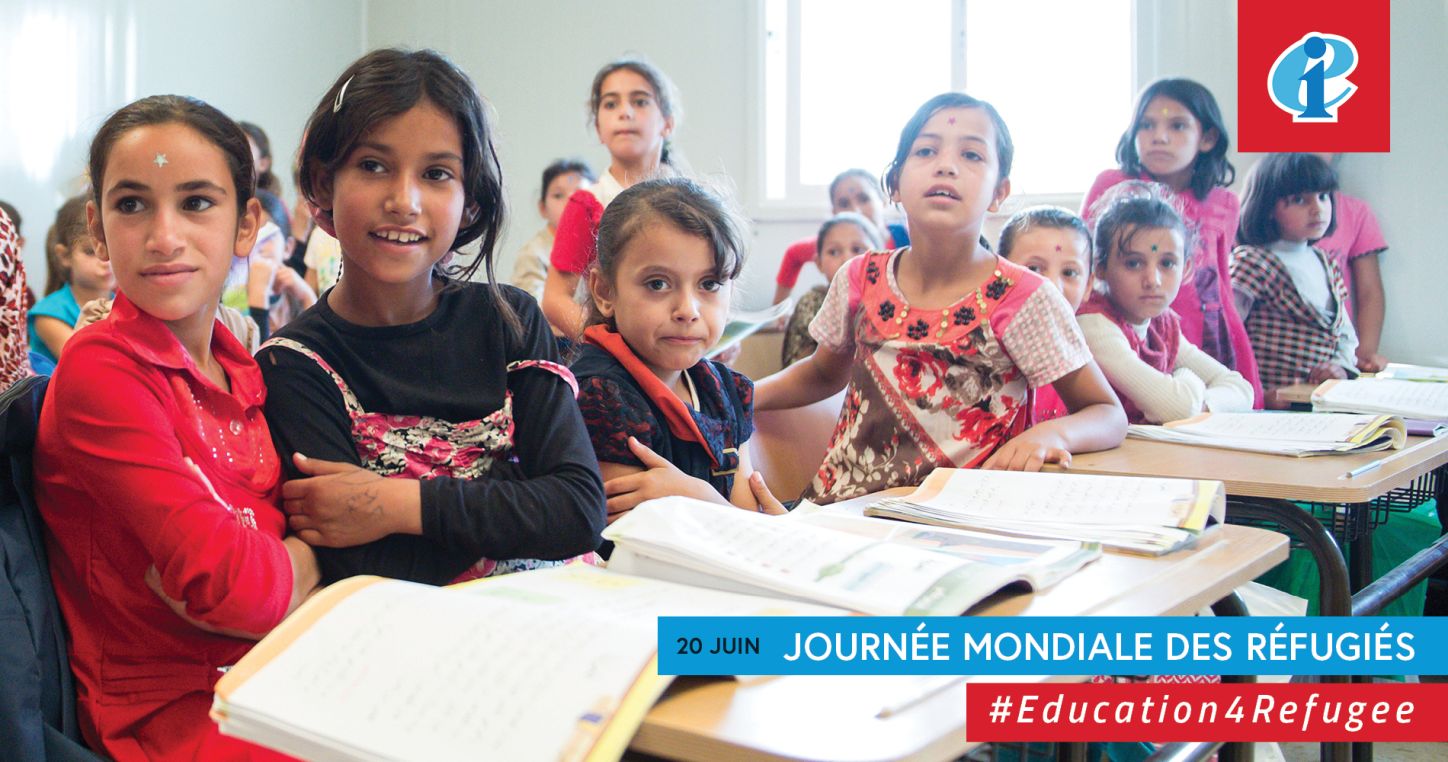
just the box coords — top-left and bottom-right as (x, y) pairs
(861, 468), (1222, 556)
(1312, 378), (1448, 420)
(1127, 411), (1406, 456)
(211, 565), (843, 762)
(706, 299), (793, 358)
(1375, 363), (1448, 383)
(605, 498), (1101, 616)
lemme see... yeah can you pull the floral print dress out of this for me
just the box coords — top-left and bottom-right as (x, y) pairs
(803, 250), (1090, 503)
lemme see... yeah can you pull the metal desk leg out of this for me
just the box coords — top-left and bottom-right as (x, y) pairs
(1226, 499), (1350, 762)
(1211, 593), (1253, 762)
(1347, 505), (1373, 593)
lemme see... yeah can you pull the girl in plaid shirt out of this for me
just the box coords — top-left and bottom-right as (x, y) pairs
(1230, 154), (1365, 409)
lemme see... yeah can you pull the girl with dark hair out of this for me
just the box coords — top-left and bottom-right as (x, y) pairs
(543, 56), (683, 337)
(258, 48), (605, 587)
(757, 93), (1124, 504)
(1082, 78), (1262, 406)
(509, 157), (596, 301)
(781, 211), (882, 366)
(1079, 183), (1252, 423)
(34, 94), (320, 760)
(572, 177), (784, 525)
(772, 168), (911, 305)
(1230, 153), (1363, 407)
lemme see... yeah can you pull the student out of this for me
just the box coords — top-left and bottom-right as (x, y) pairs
(781, 211), (882, 366)
(259, 48), (606, 586)
(572, 177), (784, 525)
(509, 158), (596, 303)
(238, 120), (282, 197)
(772, 169), (909, 305)
(543, 57), (681, 337)
(28, 194), (115, 363)
(1079, 185), (1252, 424)
(33, 94), (320, 761)
(755, 93), (1125, 504)
(0, 206), (31, 388)
(1309, 153), (1389, 372)
(997, 205), (1093, 423)
(1083, 78), (1261, 404)
(1231, 153), (1362, 408)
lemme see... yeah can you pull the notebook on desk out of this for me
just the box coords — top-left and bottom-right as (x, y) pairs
(1311, 377), (1448, 419)
(1127, 411), (1407, 457)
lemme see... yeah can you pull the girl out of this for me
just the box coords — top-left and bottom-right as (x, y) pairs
(509, 157), (596, 302)
(772, 168), (910, 305)
(781, 211), (882, 366)
(33, 95), (319, 761)
(258, 48), (606, 586)
(1231, 153), (1361, 408)
(1083, 78), (1261, 405)
(542, 57), (681, 337)
(28, 195), (114, 364)
(238, 120), (282, 197)
(1079, 185), (1253, 424)
(572, 177), (783, 522)
(997, 205), (1093, 423)
(1310, 153), (1389, 372)
(755, 93), (1125, 504)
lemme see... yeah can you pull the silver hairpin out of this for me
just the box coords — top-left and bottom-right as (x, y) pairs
(333, 75), (354, 114)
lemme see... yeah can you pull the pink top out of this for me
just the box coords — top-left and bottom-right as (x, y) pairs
(1083, 169), (1262, 407)
(1313, 192), (1387, 316)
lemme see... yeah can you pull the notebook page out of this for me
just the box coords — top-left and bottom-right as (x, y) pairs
(1315, 378), (1448, 418)
(1164, 412), (1386, 443)
(901, 469), (1210, 528)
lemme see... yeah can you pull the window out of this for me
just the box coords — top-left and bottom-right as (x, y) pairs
(762, 0), (1134, 209)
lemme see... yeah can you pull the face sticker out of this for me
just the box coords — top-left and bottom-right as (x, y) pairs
(153, 153), (168, 168)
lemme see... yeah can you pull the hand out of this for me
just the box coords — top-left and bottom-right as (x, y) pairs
(77, 297), (114, 329)
(1356, 350), (1388, 374)
(273, 264), (299, 295)
(248, 256), (278, 308)
(981, 428), (1072, 472)
(745, 471), (788, 515)
(144, 565), (260, 639)
(1308, 363), (1349, 384)
(602, 437), (723, 523)
(282, 453), (405, 547)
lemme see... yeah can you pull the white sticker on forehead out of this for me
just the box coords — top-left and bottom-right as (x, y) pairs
(154, 153), (168, 168)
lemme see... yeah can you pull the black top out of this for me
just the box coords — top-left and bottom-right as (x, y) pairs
(258, 279), (605, 585)
(571, 342), (754, 499)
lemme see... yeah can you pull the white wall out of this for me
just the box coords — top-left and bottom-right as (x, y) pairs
(0, 0), (365, 281)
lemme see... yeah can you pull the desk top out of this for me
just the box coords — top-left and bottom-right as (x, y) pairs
(632, 516), (1287, 762)
(1062, 434), (1448, 504)
(1276, 382), (1319, 405)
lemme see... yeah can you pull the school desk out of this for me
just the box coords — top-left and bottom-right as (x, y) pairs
(1060, 434), (1448, 616)
(1274, 382), (1319, 406)
(629, 494), (1289, 762)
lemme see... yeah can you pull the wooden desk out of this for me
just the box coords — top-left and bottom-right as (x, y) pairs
(1275, 382), (1319, 406)
(632, 522), (1288, 762)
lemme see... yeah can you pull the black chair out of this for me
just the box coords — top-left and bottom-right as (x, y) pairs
(0, 375), (98, 760)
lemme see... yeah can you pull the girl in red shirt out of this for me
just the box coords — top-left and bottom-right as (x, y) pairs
(34, 96), (321, 760)
(542, 57), (682, 338)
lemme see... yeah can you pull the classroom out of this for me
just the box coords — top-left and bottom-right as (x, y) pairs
(1, 1), (1446, 761)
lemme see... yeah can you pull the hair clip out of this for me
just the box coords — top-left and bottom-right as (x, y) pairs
(333, 75), (354, 114)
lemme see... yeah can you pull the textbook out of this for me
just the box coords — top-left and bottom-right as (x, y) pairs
(211, 565), (842, 762)
(1311, 378), (1448, 420)
(1375, 363), (1448, 382)
(861, 468), (1222, 556)
(604, 497), (1101, 617)
(1126, 411), (1407, 456)
(706, 299), (794, 358)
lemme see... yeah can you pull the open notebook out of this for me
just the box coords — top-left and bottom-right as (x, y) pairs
(707, 299), (794, 358)
(1312, 378), (1448, 420)
(1375, 363), (1448, 382)
(862, 468), (1222, 556)
(1127, 411), (1406, 456)
(605, 498), (1100, 616)
(211, 565), (843, 762)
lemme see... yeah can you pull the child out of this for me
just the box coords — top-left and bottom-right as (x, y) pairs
(1231, 153), (1361, 407)
(755, 93), (1126, 503)
(781, 211), (882, 366)
(772, 169), (910, 305)
(258, 48), (606, 586)
(0, 206), (30, 388)
(543, 57), (681, 337)
(509, 158), (596, 302)
(1083, 78), (1261, 405)
(28, 194), (115, 364)
(1079, 185), (1252, 423)
(1310, 153), (1389, 372)
(572, 177), (784, 523)
(33, 94), (319, 761)
(997, 205), (1093, 422)
(238, 120), (282, 197)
